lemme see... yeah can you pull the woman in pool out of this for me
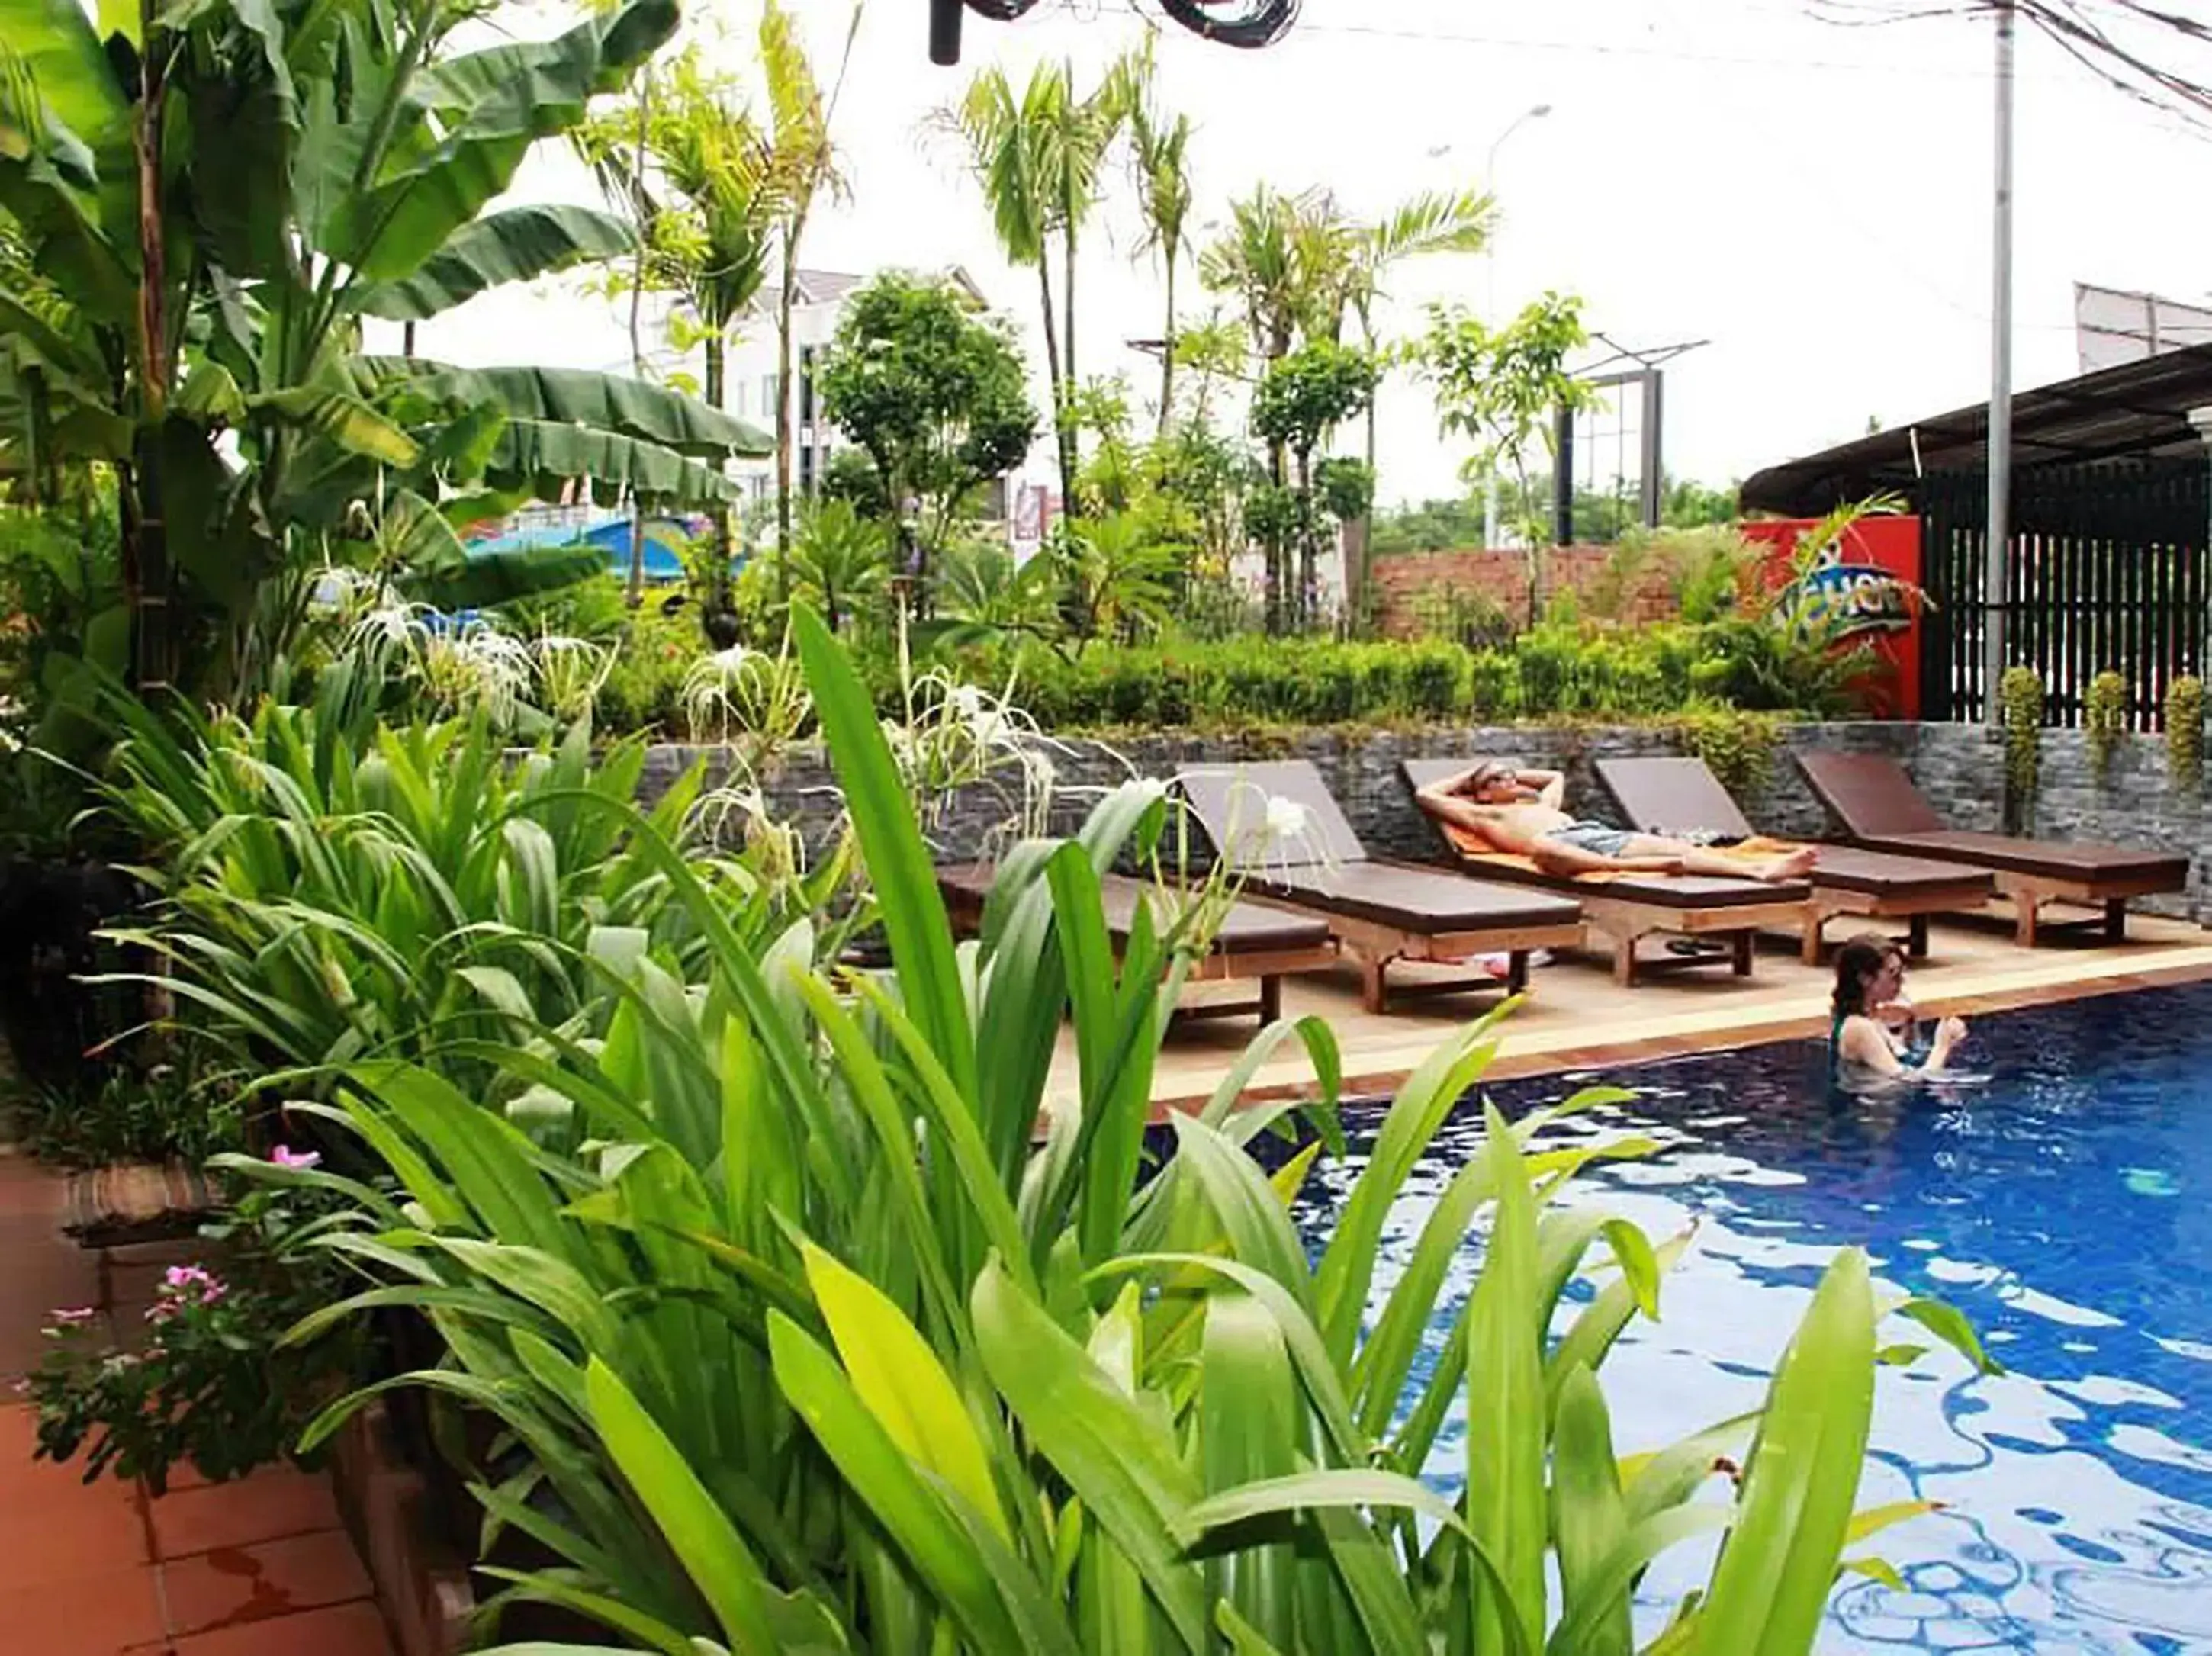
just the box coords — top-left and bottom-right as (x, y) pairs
(1831, 934), (1968, 1083)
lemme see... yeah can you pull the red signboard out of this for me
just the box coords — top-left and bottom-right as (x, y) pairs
(1738, 514), (1924, 719)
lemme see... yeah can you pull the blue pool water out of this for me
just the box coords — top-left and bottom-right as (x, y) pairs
(1291, 981), (2212, 1652)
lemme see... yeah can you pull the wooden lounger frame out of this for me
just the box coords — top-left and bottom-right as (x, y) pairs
(1995, 872), (2172, 947)
(1565, 891), (1818, 986)
(937, 873), (1342, 1026)
(1800, 882), (1992, 962)
(1248, 901), (1586, 1014)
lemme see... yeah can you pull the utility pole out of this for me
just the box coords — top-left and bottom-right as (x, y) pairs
(1985, 0), (2016, 722)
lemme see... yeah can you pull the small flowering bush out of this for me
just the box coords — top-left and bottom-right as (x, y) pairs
(27, 1157), (365, 1494)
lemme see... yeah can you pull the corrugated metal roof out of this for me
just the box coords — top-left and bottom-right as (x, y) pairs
(1741, 342), (2212, 516)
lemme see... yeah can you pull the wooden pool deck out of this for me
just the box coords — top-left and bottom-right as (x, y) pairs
(1058, 904), (2212, 1117)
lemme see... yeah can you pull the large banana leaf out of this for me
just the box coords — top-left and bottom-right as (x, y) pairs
(2, 0), (129, 168)
(358, 358), (771, 458)
(320, 0), (677, 281)
(349, 204), (637, 320)
(482, 418), (738, 507)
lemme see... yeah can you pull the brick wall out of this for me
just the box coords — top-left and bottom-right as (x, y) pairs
(1368, 546), (1685, 637)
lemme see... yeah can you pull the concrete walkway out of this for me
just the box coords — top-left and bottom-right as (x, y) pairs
(1, 1151), (395, 1656)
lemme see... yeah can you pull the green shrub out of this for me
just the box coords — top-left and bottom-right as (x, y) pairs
(2085, 668), (2128, 783)
(2168, 674), (2204, 791)
(1397, 639), (1471, 719)
(2001, 665), (2043, 829)
(1672, 707), (1783, 804)
(1468, 648), (1516, 719)
(654, 614), (1901, 741)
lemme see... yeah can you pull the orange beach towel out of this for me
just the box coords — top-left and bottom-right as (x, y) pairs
(1440, 825), (1808, 885)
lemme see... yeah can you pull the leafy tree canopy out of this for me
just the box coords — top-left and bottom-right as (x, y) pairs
(816, 271), (1038, 544)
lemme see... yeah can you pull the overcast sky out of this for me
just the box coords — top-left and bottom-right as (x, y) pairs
(391, 0), (2212, 506)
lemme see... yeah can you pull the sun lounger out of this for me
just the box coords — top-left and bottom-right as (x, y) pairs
(936, 861), (1340, 1025)
(1400, 757), (1818, 986)
(1795, 750), (2191, 945)
(1593, 754), (1996, 960)
(1172, 761), (1585, 1013)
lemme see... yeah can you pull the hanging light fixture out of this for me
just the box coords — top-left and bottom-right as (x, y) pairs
(930, 0), (1300, 66)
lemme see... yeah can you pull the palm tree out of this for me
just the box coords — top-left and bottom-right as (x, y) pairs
(759, 0), (863, 593)
(1126, 90), (1194, 436)
(947, 56), (1131, 518)
(579, 49), (776, 605)
(1198, 184), (1337, 368)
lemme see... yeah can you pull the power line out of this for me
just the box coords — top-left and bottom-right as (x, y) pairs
(1071, 0), (2063, 80)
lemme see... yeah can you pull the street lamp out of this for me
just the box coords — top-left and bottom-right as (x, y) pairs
(1435, 103), (1554, 550)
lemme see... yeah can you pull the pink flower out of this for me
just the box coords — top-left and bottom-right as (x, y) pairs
(163, 1265), (214, 1292)
(49, 1307), (95, 1326)
(269, 1144), (321, 1171)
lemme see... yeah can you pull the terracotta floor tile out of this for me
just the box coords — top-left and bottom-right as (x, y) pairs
(0, 1436), (153, 1591)
(0, 1214), (102, 1378)
(161, 1529), (373, 1637)
(150, 1466), (342, 1560)
(0, 1563), (167, 1654)
(169, 1599), (391, 1656)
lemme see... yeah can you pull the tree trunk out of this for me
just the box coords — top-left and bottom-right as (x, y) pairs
(1063, 222), (1079, 519)
(129, 18), (173, 695)
(1342, 394), (1378, 634)
(1294, 445), (1315, 632)
(1156, 247), (1176, 439)
(776, 249), (803, 604)
(1035, 259), (1073, 522)
(624, 73), (651, 611)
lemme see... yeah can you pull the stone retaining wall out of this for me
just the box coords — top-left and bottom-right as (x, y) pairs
(639, 719), (2209, 921)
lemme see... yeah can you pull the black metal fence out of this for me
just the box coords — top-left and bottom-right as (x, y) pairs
(1918, 460), (2210, 728)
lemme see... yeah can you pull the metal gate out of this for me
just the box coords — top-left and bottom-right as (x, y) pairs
(1918, 459), (2210, 728)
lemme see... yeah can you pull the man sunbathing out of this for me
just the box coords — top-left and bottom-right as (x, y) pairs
(1413, 760), (1818, 883)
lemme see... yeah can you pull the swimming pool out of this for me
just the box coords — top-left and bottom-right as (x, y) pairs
(1290, 980), (2212, 1653)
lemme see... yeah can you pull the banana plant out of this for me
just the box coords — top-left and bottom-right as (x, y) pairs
(223, 608), (1993, 1654)
(0, 0), (768, 705)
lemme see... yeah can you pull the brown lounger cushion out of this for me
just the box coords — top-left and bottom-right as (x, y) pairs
(1595, 757), (1995, 900)
(1175, 762), (1370, 870)
(1400, 758), (1810, 905)
(937, 863), (1334, 954)
(1253, 859), (1580, 935)
(1848, 828), (2191, 884)
(1797, 752), (2192, 885)
(1793, 751), (1946, 836)
(1593, 756), (1759, 841)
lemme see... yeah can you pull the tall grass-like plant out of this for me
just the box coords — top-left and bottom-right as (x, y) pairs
(246, 608), (1989, 1656)
(92, 695), (850, 1105)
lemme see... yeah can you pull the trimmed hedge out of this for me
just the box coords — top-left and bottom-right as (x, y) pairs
(958, 623), (1797, 732)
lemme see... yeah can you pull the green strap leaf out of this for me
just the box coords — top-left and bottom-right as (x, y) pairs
(581, 1355), (781, 1655)
(1691, 1246), (1879, 1656)
(970, 1257), (1211, 1651)
(791, 605), (979, 1108)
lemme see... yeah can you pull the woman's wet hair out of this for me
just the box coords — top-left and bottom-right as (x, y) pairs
(1831, 933), (1902, 1019)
